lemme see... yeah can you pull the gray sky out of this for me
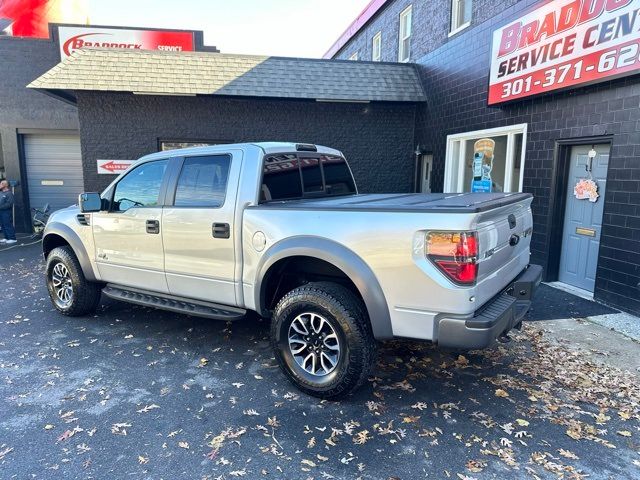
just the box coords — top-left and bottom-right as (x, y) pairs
(89, 0), (372, 58)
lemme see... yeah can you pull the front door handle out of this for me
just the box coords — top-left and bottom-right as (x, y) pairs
(212, 223), (230, 239)
(146, 219), (160, 234)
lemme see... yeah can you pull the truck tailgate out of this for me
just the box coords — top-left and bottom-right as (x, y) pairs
(475, 195), (533, 285)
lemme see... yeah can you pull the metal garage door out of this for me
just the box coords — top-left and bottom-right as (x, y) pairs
(23, 134), (83, 212)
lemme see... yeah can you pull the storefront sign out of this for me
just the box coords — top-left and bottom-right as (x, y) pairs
(97, 159), (135, 175)
(489, 0), (640, 105)
(58, 26), (195, 59)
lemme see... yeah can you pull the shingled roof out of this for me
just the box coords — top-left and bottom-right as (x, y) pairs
(28, 49), (426, 103)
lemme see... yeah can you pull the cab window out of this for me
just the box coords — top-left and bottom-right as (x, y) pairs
(260, 154), (356, 202)
(112, 160), (168, 212)
(174, 155), (231, 208)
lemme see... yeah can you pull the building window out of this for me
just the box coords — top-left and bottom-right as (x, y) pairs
(398, 6), (412, 62)
(444, 124), (527, 193)
(349, 52), (359, 61)
(160, 140), (223, 151)
(372, 31), (382, 61)
(450, 0), (472, 34)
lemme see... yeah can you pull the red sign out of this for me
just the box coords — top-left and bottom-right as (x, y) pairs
(97, 159), (135, 175)
(0, 0), (87, 38)
(58, 26), (195, 59)
(488, 0), (640, 105)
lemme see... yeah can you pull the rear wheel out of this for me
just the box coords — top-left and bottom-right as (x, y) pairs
(271, 282), (376, 399)
(46, 246), (101, 316)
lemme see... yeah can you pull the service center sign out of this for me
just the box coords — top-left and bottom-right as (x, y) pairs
(58, 26), (195, 59)
(489, 0), (640, 105)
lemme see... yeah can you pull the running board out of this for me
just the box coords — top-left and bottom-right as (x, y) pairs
(102, 284), (246, 321)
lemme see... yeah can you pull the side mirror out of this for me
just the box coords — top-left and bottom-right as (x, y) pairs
(79, 192), (102, 213)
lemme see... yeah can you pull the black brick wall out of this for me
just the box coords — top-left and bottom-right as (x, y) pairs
(334, 0), (640, 315)
(76, 92), (417, 195)
(0, 35), (79, 231)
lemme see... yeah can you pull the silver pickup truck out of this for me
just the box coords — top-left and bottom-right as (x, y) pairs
(42, 142), (542, 398)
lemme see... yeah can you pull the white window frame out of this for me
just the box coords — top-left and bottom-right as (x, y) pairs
(444, 123), (528, 193)
(449, 0), (471, 36)
(372, 31), (382, 62)
(349, 51), (358, 61)
(398, 5), (412, 63)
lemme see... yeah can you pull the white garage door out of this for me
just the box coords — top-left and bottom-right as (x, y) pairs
(23, 134), (83, 212)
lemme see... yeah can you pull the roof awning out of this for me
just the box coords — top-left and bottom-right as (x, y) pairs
(28, 48), (427, 104)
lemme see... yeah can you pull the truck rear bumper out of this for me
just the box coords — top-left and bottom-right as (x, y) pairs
(436, 264), (543, 349)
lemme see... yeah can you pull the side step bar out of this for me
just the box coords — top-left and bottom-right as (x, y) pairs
(102, 284), (246, 321)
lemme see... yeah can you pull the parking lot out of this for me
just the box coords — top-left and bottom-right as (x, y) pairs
(1, 241), (639, 479)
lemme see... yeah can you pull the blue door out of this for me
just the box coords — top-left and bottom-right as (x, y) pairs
(558, 145), (609, 292)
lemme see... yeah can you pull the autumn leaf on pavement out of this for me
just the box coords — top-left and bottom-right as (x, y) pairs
(558, 449), (579, 460)
(136, 404), (160, 414)
(267, 416), (280, 428)
(353, 430), (372, 445)
(138, 455), (149, 464)
(495, 389), (509, 398)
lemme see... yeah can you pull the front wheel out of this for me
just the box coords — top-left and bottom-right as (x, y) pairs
(46, 246), (101, 316)
(271, 282), (376, 399)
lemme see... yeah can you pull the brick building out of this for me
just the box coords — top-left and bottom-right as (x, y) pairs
(326, 0), (640, 315)
(0, 24), (217, 232)
(21, 0), (640, 316)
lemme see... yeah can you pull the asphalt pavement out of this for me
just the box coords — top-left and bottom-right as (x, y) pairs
(1, 241), (639, 479)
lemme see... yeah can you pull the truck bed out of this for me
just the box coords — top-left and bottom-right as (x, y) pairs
(256, 193), (533, 214)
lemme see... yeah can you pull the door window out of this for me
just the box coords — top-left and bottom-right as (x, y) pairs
(174, 155), (231, 208)
(112, 160), (169, 212)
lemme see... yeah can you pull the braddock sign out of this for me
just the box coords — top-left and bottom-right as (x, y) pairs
(489, 0), (640, 105)
(58, 26), (195, 59)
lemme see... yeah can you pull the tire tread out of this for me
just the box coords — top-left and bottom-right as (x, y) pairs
(271, 281), (376, 399)
(46, 246), (101, 317)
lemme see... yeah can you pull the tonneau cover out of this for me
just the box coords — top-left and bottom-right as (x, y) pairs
(255, 193), (532, 214)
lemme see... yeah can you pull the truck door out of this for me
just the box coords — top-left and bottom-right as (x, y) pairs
(92, 159), (170, 293)
(161, 152), (242, 305)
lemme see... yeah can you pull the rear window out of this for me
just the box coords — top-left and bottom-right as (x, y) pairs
(261, 154), (356, 202)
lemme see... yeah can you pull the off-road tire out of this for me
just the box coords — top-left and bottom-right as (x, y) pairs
(46, 246), (101, 316)
(271, 281), (376, 399)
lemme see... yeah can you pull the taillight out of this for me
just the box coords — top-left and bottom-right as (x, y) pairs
(426, 231), (478, 286)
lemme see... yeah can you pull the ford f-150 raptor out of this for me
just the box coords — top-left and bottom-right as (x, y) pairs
(42, 142), (541, 398)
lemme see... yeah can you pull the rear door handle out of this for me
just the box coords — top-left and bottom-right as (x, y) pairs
(146, 219), (160, 234)
(212, 223), (230, 239)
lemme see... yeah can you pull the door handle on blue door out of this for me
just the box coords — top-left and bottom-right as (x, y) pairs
(212, 223), (230, 239)
(146, 219), (160, 234)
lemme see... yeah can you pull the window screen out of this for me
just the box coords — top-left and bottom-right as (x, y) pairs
(113, 160), (168, 212)
(174, 155), (230, 207)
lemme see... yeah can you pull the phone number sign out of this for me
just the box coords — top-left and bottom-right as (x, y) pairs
(488, 0), (640, 105)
